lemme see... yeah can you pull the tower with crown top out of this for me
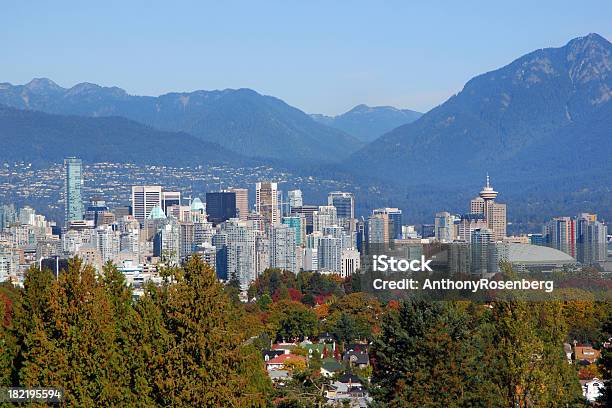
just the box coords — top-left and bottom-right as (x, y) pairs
(469, 174), (507, 240)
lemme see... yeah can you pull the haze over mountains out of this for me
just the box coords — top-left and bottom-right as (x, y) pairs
(311, 105), (422, 142)
(347, 33), (612, 190)
(0, 33), (610, 221)
(0, 81), (362, 163)
(0, 104), (255, 167)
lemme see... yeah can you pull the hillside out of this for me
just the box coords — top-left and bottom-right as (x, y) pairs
(312, 104), (422, 142)
(0, 105), (250, 167)
(0, 82), (362, 163)
(346, 33), (612, 188)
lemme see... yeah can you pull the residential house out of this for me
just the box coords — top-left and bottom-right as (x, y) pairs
(265, 353), (307, 372)
(574, 344), (601, 364)
(581, 378), (604, 402)
(343, 350), (370, 369)
(320, 358), (343, 377)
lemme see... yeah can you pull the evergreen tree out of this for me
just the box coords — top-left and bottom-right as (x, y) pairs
(17, 258), (126, 406)
(371, 300), (501, 407)
(152, 255), (271, 407)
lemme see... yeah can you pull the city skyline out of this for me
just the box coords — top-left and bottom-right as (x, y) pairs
(2, 156), (607, 288)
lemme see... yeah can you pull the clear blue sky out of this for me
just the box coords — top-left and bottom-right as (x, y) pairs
(2, 1), (610, 115)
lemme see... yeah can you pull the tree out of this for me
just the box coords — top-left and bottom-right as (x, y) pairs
(0, 283), (18, 386)
(324, 293), (382, 341)
(371, 300), (501, 407)
(16, 258), (130, 406)
(492, 300), (585, 407)
(332, 313), (358, 344)
(597, 314), (612, 405)
(268, 300), (318, 341)
(151, 255), (271, 407)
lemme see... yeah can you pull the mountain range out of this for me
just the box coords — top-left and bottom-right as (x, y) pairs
(0, 81), (362, 163)
(346, 33), (612, 190)
(0, 104), (250, 167)
(311, 104), (422, 142)
(0, 33), (610, 222)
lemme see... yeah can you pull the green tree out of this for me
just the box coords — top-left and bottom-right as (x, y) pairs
(597, 314), (612, 405)
(332, 312), (358, 344)
(371, 300), (501, 407)
(492, 300), (584, 407)
(268, 300), (318, 341)
(151, 255), (271, 407)
(17, 258), (127, 406)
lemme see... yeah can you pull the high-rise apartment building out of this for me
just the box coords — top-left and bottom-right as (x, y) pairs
(288, 189), (303, 210)
(282, 215), (306, 246)
(229, 188), (249, 221)
(470, 228), (495, 276)
(328, 191), (355, 220)
(313, 205), (338, 233)
(367, 213), (389, 245)
(291, 205), (318, 234)
(318, 235), (342, 273)
(469, 175), (506, 240)
(545, 216), (577, 258)
(434, 211), (454, 242)
(270, 224), (297, 273)
(131, 186), (163, 227)
(256, 182), (279, 227)
(64, 157), (84, 224)
(224, 219), (258, 289)
(576, 213), (607, 265)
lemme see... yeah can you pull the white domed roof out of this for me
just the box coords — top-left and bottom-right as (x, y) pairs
(508, 243), (575, 264)
(191, 197), (205, 212)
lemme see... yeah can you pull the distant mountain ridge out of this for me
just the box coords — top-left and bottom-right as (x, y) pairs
(311, 104), (422, 142)
(346, 33), (612, 188)
(0, 81), (362, 163)
(0, 104), (252, 167)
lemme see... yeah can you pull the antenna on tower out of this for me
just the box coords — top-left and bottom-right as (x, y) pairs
(486, 173), (490, 188)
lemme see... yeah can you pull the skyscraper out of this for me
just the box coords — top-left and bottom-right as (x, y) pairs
(367, 213), (389, 245)
(131, 186), (163, 227)
(290, 205), (318, 234)
(282, 215), (306, 246)
(318, 235), (343, 273)
(229, 188), (249, 221)
(328, 191), (354, 220)
(288, 189), (303, 210)
(206, 191), (237, 225)
(545, 216), (576, 258)
(470, 228), (494, 276)
(64, 157), (84, 224)
(373, 208), (402, 240)
(161, 191), (181, 215)
(256, 182), (279, 227)
(434, 211), (453, 242)
(470, 175), (506, 240)
(313, 205), (338, 233)
(576, 213), (607, 265)
(270, 224), (297, 273)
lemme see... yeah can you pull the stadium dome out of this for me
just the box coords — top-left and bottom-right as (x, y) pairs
(507, 243), (575, 265)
